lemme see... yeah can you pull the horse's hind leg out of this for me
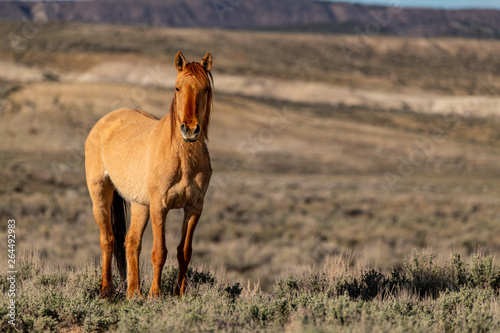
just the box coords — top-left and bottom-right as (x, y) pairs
(86, 158), (115, 299)
(125, 202), (149, 299)
(91, 183), (115, 298)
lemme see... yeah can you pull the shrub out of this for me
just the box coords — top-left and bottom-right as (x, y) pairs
(3, 250), (500, 332)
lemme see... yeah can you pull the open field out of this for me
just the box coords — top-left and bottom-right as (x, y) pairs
(3, 251), (500, 332)
(1, 22), (500, 331)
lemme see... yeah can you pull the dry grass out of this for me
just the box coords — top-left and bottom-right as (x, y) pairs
(2, 251), (500, 332)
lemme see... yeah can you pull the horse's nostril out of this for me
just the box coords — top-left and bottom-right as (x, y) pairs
(194, 124), (201, 134)
(180, 123), (187, 134)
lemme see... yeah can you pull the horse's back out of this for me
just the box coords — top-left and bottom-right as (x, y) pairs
(89, 108), (159, 138)
(85, 108), (160, 205)
(86, 108), (159, 158)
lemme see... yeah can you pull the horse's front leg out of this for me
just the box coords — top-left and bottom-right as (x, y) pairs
(175, 205), (202, 296)
(125, 202), (149, 299)
(148, 199), (168, 299)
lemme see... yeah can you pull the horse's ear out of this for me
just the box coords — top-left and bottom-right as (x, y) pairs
(175, 51), (187, 71)
(201, 52), (212, 72)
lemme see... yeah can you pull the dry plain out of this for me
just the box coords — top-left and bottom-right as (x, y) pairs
(1, 22), (500, 291)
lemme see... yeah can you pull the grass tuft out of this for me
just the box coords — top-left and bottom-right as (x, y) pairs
(2, 250), (500, 332)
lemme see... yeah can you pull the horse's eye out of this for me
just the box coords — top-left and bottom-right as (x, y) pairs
(175, 87), (180, 92)
(204, 87), (209, 93)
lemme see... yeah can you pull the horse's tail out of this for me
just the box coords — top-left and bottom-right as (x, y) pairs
(110, 190), (128, 289)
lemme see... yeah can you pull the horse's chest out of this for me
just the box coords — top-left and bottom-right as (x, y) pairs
(165, 180), (202, 209)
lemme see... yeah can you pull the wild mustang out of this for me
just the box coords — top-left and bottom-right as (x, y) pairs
(85, 52), (213, 299)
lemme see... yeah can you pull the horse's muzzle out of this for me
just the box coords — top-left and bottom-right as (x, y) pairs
(180, 123), (201, 142)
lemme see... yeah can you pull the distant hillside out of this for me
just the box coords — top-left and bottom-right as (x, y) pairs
(0, 0), (499, 38)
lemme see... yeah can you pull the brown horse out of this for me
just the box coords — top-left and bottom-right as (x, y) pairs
(85, 52), (213, 299)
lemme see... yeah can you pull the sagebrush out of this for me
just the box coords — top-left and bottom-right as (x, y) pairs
(2, 251), (500, 332)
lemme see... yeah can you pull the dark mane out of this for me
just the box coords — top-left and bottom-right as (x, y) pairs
(169, 62), (214, 142)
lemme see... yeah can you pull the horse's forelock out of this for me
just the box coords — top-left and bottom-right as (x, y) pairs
(180, 62), (212, 87)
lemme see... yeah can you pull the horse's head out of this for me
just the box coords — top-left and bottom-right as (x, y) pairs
(172, 51), (213, 143)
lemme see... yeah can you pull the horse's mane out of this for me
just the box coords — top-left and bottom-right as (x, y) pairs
(170, 62), (214, 142)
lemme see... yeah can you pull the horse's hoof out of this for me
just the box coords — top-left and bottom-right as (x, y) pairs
(127, 290), (144, 300)
(147, 294), (159, 300)
(100, 287), (114, 300)
(174, 286), (184, 297)
(148, 289), (161, 300)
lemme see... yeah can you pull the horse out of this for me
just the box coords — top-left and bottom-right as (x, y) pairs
(85, 51), (213, 299)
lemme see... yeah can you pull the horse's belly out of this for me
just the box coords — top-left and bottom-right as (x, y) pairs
(98, 109), (156, 206)
(105, 165), (150, 205)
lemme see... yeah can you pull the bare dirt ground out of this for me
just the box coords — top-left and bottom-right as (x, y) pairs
(1, 23), (500, 289)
